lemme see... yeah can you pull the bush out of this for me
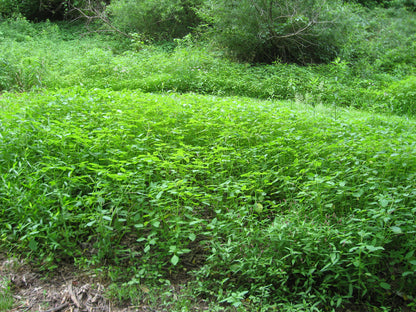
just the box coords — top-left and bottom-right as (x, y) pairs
(385, 76), (416, 116)
(107, 0), (203, 41)
(0, 0), (64, 20)
(343, 7), (416, 77)
(344, 0), (416, 9)
(198, 0), (350, 64)
(343, 0), (389, 8)
(0, 0), (106, 20)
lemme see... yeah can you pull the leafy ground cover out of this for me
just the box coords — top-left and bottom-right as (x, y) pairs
(0, 15), (415, 117)
(0, 7), (416, 310)
(1, 88), (416, 310)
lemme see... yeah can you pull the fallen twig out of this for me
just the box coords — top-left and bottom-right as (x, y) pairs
(41, 302), (69, 312)
(68, 280), (82, 308)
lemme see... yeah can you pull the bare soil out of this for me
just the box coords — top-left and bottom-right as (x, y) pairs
(0, 254), (155, 312)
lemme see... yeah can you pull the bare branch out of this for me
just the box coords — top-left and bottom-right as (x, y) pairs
(249, 0), (335, 51)
(68, 0), (132, 38)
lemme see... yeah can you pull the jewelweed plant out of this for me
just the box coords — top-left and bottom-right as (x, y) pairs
(1, 89), (415, 310)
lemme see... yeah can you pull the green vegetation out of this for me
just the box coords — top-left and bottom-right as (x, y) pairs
(198, 0), (347, 63)
(0, 0), (415, 310)
(0, 279), (13, 311)
(108, 0), (203, 41)
(2, 89), (416, 310)
(0, 7), (415, 116)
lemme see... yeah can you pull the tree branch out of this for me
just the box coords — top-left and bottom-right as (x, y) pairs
(68, 0), (132, 38)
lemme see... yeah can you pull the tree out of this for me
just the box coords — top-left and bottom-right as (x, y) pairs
(199, 0), (346, 64)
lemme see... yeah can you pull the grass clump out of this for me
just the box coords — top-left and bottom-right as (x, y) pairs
(1, 88), (416, 310)
(0, 279), (13, 312)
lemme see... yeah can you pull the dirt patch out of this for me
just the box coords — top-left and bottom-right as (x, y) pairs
(0, 254), (154, 312)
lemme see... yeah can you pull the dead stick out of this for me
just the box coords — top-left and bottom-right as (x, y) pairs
(41, 302), (69, 312)
(68, 281), (81, 308)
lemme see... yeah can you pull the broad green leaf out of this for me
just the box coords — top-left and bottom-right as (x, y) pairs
(28, 239), (38, 251)
(86, 220), (96, 227)
(379, 198), (389, 208)
(254, 203), (263, 213)
(189, 233), (196, 241)
(365, 245), (384, 252)
(171, 254), (179, 266)
(390, 226), (402, 234)
(380, 282), (391, 290)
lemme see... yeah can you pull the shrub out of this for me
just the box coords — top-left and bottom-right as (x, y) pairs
(0, 0), (64, 20)
(0, 0), (106, 20)
(198, 0), (350, 64)
(107, 0), (203, 41)
(343, 0), (416, 9)
(341, 6), (416, 72)
(385, 76), (416, 116)
(343, 0), (389, 8)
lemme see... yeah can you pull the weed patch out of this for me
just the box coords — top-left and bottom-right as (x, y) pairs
(1, 17), (415, 117)
(1, 89), (416, 310)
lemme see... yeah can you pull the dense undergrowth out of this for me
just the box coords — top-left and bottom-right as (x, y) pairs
(0, 12), (415, 117)
(1, 88), (416, 310)
(0, 6), (416, 311)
